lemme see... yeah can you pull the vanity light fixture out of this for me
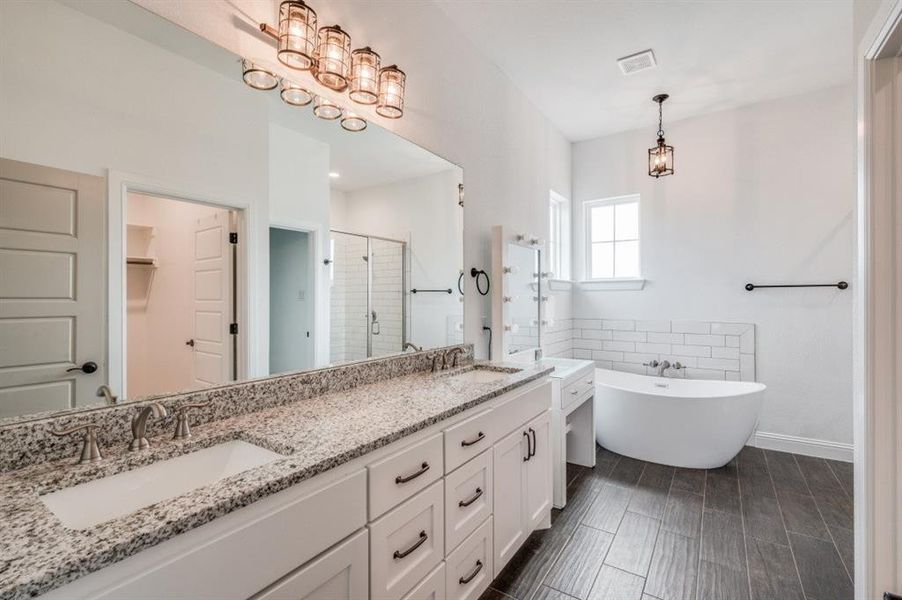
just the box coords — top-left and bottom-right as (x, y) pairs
(241, 59), (278, 90)
(314, 25), (352, 91)
(648, 93), (674, 178)
(313, 96), (343, 120)
(349, 47), (381, 104)
(277, 0), (317, 71)
(280, 79), (313, 106)
(340, 111), (367, 132)
(376, 65), (406, 118)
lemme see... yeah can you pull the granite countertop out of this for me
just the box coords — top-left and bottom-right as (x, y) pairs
(0, 362), (553, 600)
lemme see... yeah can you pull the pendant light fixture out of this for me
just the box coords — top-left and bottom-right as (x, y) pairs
(314, 25), (352, 91)
(277, 0), (317, 71)
(280, 79), (313, 106)
(241, 59), (278, 90)
(313, 96), (343, 120)
(648, 93), (674, 178)
(376, 65), (406, 118)
(341, 111), (367, 132)
(349, 47), (381, 105)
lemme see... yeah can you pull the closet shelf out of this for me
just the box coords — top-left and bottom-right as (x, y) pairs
(126, 256), (158, 267)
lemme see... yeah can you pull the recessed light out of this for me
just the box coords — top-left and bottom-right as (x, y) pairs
(329, 172), (340, 178)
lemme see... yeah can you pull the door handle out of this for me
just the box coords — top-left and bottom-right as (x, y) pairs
(529, 427), (537, 458)
(66, 361), (98, 374)
(185, 339), (196, 347)
(395, 462), (430, 484)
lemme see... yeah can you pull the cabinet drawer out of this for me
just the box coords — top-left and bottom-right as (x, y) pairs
(401, 562), (446, 600)
(251, 529), (368, 600)
(444, 449), (493, 554)
(369, 432), (444, 520)
(492, 381), (552, 439)
(561, 377), (593, 410)
(370, 480), (445, 600)
(445, 517), (493, 600)
(444, 409), (493, 473)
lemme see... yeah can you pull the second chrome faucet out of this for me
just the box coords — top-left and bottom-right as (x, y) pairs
(129, 402), (168, 451)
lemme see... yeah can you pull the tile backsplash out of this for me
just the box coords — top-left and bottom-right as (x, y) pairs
(545, 318), (756, 382)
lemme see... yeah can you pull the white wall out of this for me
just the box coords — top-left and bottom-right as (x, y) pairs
(132, 0), (573, 359)
(332, 169), (464, 349)
(572, 85), (855, 446)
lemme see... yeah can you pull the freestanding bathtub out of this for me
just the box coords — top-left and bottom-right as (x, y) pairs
(594, 369), (766, 469)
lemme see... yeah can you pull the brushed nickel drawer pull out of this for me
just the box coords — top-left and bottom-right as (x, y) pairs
(458, 487), (483, 508)
(395, 462), (430, 484)
(460, 431), (485, 447)
(459, 560), (484, 585)
(393, 530), (428, 560)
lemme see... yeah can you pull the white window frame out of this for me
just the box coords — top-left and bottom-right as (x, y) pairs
(548, 191), (570, 281)
(582, 194), (643, 286)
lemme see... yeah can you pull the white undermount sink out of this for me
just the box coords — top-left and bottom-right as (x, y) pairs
(446, 367), (512, 383)
(40, 440), (284, 530)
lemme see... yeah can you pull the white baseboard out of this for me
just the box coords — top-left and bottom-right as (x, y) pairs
(750, 431), (853, 462)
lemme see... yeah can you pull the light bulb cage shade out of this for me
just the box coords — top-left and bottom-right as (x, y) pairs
(278, 0), (317, 71)
(313, 96), (343, 120)
(376, 65), (406, 119)
(648, 138), (674, 178)
(341, 113), (367, 132)
(241, 59), (278, 90)
(349, 47), (381, 105)
(314, 25), (352, 91)
(280, 79), (313, 106)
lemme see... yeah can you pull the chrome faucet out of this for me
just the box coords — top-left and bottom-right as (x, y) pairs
(129, 402), (169, 451)
(50, 423), (103, 464)
(403, 342), (423, 352)
(431, 352), (445, 373)
(96, 385), (118, 405)
(643, 359), (671, 377)
(446, 347), (465, 368)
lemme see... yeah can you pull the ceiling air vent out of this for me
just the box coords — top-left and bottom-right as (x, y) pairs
(617, 49), (657, 75)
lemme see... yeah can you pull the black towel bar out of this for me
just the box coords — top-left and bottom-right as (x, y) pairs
(411, 288), (452, 294)
(745, 281), (848, 291)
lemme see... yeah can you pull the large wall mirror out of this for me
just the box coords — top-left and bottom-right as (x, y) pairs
(0, 0), (464, 422)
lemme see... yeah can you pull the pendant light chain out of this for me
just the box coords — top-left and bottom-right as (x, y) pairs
(657, 99), (665, 138)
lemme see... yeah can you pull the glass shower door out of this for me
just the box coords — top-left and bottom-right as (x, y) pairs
(329, 232), (369, 364)
(369, 238), (405, 358)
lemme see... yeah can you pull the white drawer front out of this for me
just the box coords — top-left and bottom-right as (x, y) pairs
(561, 379), (592, 410)
(401, 562), (447, 600)
(444, 449), (493, 554)
(252, 529), (368, 600)
(492, 381), (552, 439)
(445, 517), (493, 600)
(369, 432), (444, 520)
(370, 480), (445, 600)
(443, 409), (493, 473)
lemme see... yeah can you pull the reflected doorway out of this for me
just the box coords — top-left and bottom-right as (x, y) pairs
(269, 227), (315, 374)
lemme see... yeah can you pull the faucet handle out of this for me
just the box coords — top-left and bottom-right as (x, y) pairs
(172, 402), (210, 440)
(642, 360), (660, 368)
(50, 424), (103, 464)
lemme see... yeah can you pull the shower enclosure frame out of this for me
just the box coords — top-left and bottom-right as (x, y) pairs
(330, 229), (408, 359)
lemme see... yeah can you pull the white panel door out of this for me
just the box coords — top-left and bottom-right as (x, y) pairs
(192, 211), (232, 387)
(524, 411), (552, 530)
(0, 158), (105, 417)
(492, 426), (529, 576)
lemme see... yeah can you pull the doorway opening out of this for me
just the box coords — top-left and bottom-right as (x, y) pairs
(269, 227), (315, 374)
(125, 192), (238, 398)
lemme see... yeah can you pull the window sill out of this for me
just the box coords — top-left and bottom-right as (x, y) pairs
(578, 278), (646, 291)
(548, 279), (573, 291)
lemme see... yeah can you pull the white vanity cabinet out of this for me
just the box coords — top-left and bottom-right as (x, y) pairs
(41, 378), (552, 600)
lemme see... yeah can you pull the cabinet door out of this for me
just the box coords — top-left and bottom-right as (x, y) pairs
(492, 426), (529, 576)
(525, 411), (552, 531)
(252, 529), (368, 600)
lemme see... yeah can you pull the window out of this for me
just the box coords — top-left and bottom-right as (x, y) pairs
(585, 195), (640, 279)
(548, 191), (570, 279)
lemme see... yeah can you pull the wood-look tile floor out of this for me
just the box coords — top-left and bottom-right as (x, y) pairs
(480, 445), (854, 600)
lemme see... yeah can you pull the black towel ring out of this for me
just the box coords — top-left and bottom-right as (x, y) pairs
(470, 268), (490, 296)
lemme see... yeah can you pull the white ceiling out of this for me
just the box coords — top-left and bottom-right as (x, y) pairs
(434, 0), (853, 141)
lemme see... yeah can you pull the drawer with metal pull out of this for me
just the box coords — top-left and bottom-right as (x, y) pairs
(443, 409), (493, 473)
(400, 561), (446, 600)
(369, 480), (445, 600)
(444, 448), (493, 553)
(445, 516), (493, 600)
(368, 432), (444, 520)
(561, 371), (594, 410)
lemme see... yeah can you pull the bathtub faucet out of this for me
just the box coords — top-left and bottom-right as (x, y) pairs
(643, 359), (671, 377)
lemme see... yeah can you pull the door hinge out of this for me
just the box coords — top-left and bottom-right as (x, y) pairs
(229, 323), (238, 335)
(229, 232), (238, 244)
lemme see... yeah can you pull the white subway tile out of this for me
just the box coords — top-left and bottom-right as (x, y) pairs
(613, 331), (647, 342)
(725, 335), (740, 348)
(647, 332), (684, 344)
(712, 347), (740, 359)
(725, 371), (741, 381)
(635, 320), (671, 333)
(581, 329), (613, 340)
(711, 322), (752, 335)
(660, 355), (698, 368)
(636, 342), (671, 354)
(697, 357), (740, 370)
(671, 344), (712, 357)
(740, 354), (756, 381)
(574, 319), (603, 329)
(594, 360), (613, 370)
(671, 320), (711, 334)
(572, 339), (604, 351)
(684, 368), (726, 380)
(603, 340), (635, 352)
(620, 352), (659, 364)
(573, 349), (592, 360)
(683, 334), (725, 347)
(612, 362), (646, 375)
(740, 329), (755, 354)
(593, 350), (623, 362)
(602, 319), (636, 331)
